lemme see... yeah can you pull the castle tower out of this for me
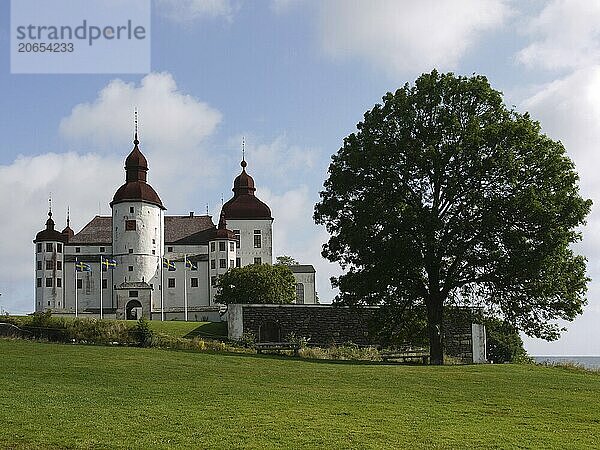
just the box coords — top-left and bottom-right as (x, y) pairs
(34, 206), (67, 312)
(221, 158), (273, 267)
(208, 212), (237, 303)
(110, 130), (165, 319)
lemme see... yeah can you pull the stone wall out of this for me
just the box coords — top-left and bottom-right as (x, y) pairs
(228, 304), (379, 346)
(227, 304), (486, 363)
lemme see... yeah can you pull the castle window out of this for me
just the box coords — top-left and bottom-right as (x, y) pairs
(236, 258), (241, 268)
(77, 279), (82, 289)
(75, 247), (81, 253)
(219, 259), (226, 269)
(46, 260), (54, 270)
(129, 291), (138, 297)
(102, 279), (107, 289)
(168, 246), (173, 252)
(37, 261), (42, 271)
(46, 243), (53, 252)
(211, 260), (216, 269)
(37, 278), (42, 287)
(129, 249), (134, 254)
(254, 257), (262, 265)
(128, 266), (133, 272)
(234, 230), (240, 248)
(45, 278), (53, 287)
(152, 239), (155, 244)
(211, 276), (217, 287)
(99, 247), (105, 253)
(37, 243), (42, 253)
(229, 260), (235, 268)
(57, 243), (62, 253)
(191, 278), (198, 288)
(219, 241), (226, 252)
(168, 278), (175, 288)
(56, 278), (62, 288)
(125, 220), (136, 231)
(210, 242), (215, 252)
(296, 283), (305, 304)
(129, 207), (134, 214)
(229, 242), (235, 252)
(254, 230), (262, 249)
(57, 261), (62, 271)
(152, 250), (156, 255)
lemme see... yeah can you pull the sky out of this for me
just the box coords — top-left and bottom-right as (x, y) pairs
(0, 0), (599, 356)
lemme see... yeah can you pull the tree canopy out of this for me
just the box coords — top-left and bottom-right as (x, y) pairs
(275, 255), (299, 266)
(314, 70), (592, 364)
(214, 263), (296, 305)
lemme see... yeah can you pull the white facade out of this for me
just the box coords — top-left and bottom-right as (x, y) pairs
(227, 219), (273, 267)
(33, 138), (317, 320)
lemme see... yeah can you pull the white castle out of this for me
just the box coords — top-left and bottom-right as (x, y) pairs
(33, 130), (316, 321)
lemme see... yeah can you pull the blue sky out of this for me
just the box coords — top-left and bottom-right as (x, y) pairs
(1, 0), (599, 356)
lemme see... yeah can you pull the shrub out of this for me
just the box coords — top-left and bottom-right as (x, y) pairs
(133, 317), (154, 347)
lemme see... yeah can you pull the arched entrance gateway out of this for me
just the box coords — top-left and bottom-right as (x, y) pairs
(126, 300), (143, 320)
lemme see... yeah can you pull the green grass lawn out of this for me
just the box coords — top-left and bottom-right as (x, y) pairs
(0, 339), (598, 449)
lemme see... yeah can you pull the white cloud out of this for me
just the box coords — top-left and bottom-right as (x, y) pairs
(60, 72), (221, 153)
(155, 0), (235, 23)
(0, 152), (121, 313)
(316, 0), (511, 76)
(520, 67), (600, 355)
(59, 72), (224, 212)
(517, 0), (600, 70)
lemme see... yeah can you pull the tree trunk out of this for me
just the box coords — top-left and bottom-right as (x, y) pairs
(426, 296), (444, 365)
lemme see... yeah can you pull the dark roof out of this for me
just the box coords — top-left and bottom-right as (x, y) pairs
(112, 182), (164, 209)
(69, 216), (112, 244)
(289, 265), (316, 273)
(69, 215), (217, 245)
(111, 137), (165, 209)
(221, 161), (272, 220)
(165, 215), (215, 243)
(34, 212), (67, 243)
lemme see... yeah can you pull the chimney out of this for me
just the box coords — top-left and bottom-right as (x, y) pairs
(189, 211), (194, 217)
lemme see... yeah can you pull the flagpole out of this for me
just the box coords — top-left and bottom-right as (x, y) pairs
(99, 255), (103, 320)
(161, 257), (164, 321)
(74, 258), (78, 318)
(184, 254), (188, 322)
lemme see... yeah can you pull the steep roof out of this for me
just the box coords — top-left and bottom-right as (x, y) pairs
(69, 216), (112, 244)
(221, 160), (272, 220)
(69, 215), (216, 245)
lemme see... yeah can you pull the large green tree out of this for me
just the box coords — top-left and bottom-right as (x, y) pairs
(214, 263), (296, 305)
(314, 70), (592, 365)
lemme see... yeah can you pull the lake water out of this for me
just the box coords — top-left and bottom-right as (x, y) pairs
(533, 356), (600, 370)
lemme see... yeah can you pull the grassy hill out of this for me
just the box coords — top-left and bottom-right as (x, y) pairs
(0, 339), (598, 449)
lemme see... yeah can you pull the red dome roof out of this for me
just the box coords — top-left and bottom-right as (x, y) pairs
(222, 160), (272, 220)
(111, 135), (165, 209)
(34, 212), (67, 243)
